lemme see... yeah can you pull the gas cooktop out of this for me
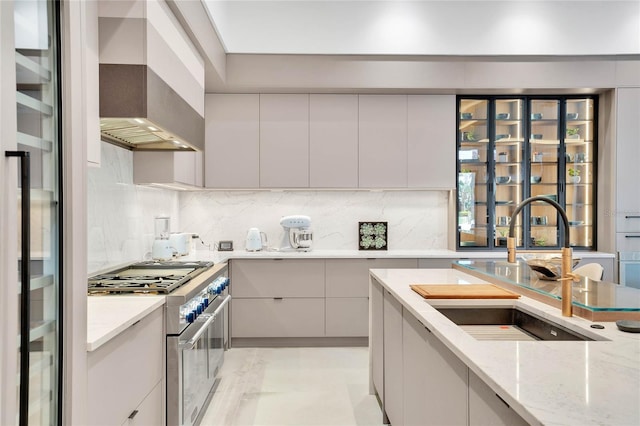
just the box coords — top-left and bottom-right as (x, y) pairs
(88, 260), (214, 295)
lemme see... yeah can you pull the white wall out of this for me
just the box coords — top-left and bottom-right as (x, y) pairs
(87, 142), (179, 273)
(178, 190), (449, 252)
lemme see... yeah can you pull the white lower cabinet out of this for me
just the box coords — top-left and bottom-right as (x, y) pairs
(325, 297), (368, 337)
(88, 307), (164, 426)
(122, 381), (163, 426)
(370, 278), (384, 403)
(231, 298), (325, 337)
(325, 258), (417, 338)
(468, 370), (528, 426)
(403, 309), (468, 426)
(371, 279), (529, 426)
(383, 289), (404, 426)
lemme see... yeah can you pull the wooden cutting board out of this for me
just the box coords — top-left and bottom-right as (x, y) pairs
(410, 284), (521, 299)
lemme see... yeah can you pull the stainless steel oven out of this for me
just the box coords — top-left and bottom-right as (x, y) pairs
(166, 264), (230, 426)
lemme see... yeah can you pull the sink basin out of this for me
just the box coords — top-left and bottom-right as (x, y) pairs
(436, 307), (596, 341)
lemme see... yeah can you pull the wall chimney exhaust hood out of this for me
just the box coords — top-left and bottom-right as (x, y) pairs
(99, 64), (204, 151)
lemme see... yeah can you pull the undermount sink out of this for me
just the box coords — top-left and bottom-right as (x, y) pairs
(436, 307), (599, 341)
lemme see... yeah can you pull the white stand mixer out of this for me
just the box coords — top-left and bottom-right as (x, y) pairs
(279, 215), (313, 252)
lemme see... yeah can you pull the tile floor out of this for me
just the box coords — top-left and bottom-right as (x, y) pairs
(199, 347), (384, 426)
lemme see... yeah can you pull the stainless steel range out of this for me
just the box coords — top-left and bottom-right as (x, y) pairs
(88, 260), (230, 426)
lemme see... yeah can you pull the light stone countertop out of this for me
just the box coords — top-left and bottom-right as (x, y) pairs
(182, 248), (615, 264)
(369, 268), (640, 426)
(87, 295), (165, 352)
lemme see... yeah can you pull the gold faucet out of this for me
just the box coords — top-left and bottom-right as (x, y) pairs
(506, 196), (578, 317)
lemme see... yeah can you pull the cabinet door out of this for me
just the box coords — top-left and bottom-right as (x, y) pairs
(309, 94), (358, 188)
(231, 298), (325, 337)
(469, 370), (528, 426)
(383, 290), (403, 426)
(125, 381), (163, 426)
(408, 95), (456, 189)
(260, 94), (309, 188)
(205, 94), (260, 188)
(370, 278), (384, 401)
(325, 297), (368, 337)
(231, 259), (324, 298)
(359, 95), (408, 188)
(403, 310), (468, 426)
(174, 151), (202, 187)
(616, 88), (640, 232)
(326, 258), (418, 298)
(88, 307), (163, 426)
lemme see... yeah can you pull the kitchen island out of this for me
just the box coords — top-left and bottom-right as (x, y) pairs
(369, 268), (640, 426)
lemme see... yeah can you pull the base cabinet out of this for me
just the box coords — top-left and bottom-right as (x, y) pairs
(88, 307), (164, 426)
(370, 278), (384, 403)
(469, 370), (528, 426)
(383, 289), (404, 426)
(231, 298), (325, 337)
(371, 279), (529, 426)
(122, 381), (163, 426)
(403, 311), (468, 426)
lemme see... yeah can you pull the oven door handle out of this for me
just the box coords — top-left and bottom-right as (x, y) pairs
(180, 295), (231, 350)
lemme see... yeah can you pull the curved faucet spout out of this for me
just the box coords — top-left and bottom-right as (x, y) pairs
(506, 195), (574, 317)
(507, 196), (571, 249)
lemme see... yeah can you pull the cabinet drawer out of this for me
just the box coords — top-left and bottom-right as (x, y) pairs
(616, 233), (640, 252)
(325, 297), (369, 337)
(326, 258), (417, 298)
(123, 381), (163, 426)
(88, 307), (163, 426)
(231, 259), (325, 298)
(231, 298), (325, 337)
(617, 215), (640, 233)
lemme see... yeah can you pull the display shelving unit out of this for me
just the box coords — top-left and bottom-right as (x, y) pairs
(456, 96), (597, 251)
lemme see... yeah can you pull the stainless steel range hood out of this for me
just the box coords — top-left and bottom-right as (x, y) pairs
(99, 64), (204, 151)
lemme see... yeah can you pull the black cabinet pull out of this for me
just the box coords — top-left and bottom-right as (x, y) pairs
(128, 410), (139, 419)
(6, 151), (30, 426)
(625, 215), (640, 219)
(273, 297), (283, 300)
(625, 235), (640, 238)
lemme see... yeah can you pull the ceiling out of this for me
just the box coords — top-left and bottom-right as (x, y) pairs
(202, 0), (640, 56)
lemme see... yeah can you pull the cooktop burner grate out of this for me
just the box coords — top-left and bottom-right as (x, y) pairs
(88, 260), (213, 295)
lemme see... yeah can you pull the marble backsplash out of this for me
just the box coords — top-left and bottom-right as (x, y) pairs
(88, 142), (451, 273)
(179, 190), (450, 253)
(87, 143), (179, 274)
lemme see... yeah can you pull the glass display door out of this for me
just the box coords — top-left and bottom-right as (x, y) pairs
(2, 0), (62, 424)
(457, 96), (597, 251)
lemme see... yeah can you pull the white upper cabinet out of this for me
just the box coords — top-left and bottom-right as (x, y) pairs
(260, 94), (310, 188)
(309, 94), (358, 188)
(358, 95), (408, 188)
(133, 151), (202, 188)
(205, 94), (260, 188)
(616, 88), (640, 233)
(408, 95), (456, 189)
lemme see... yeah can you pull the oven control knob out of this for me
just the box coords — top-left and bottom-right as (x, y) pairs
(196, 303), (203, 315)
(203, 297), (209, 308)
(186, 312), (195, 323)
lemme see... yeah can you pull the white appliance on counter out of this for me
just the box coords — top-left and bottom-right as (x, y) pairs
(279, 215), (313, 252)
(245, 227), (267, 251)
(170, 232), (191, 257)
(152, 216), (173, 260)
